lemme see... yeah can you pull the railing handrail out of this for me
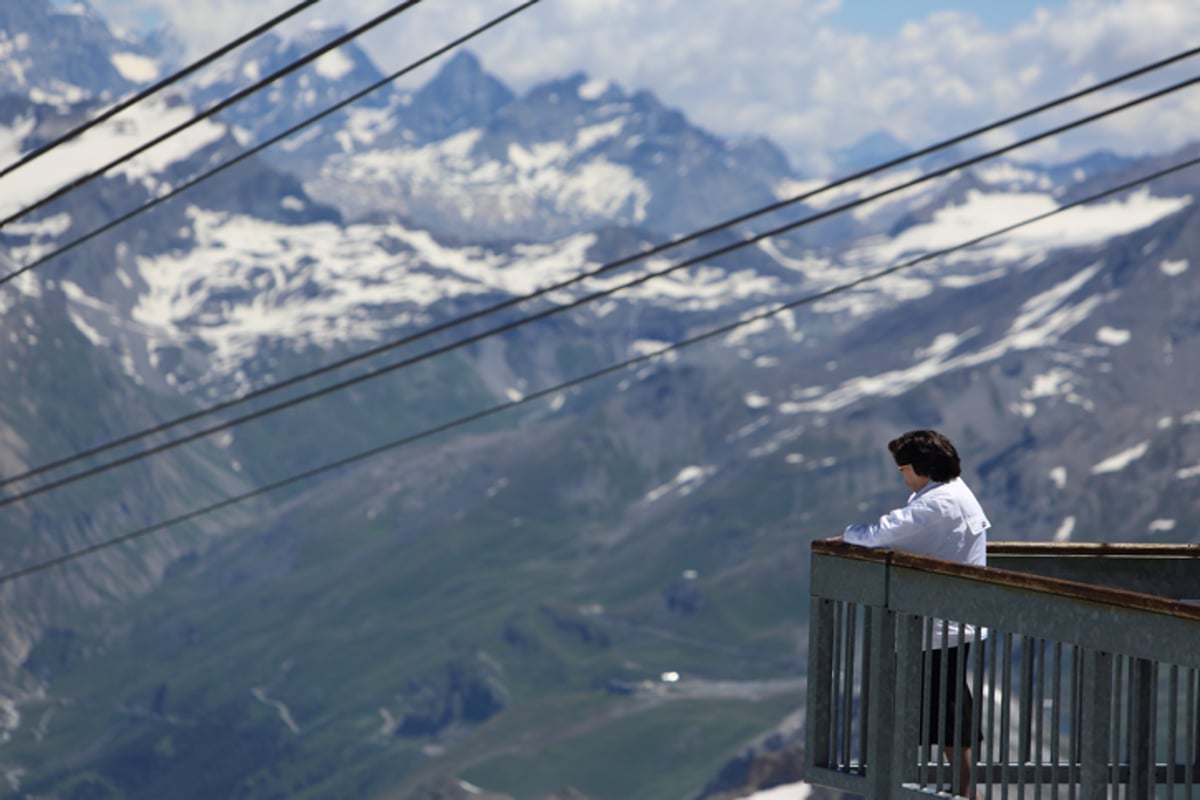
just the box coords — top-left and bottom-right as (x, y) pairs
(813, 539), (1200, 623)
(986, 541), (1200, 557)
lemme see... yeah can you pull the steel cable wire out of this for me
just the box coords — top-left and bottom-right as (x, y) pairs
(4, 148), (1197, 585)
(0, 40), (1196, 488)
(2, 67), (1198, 506)
(0, 0), (428, 231)
(0, 0), (323, 183)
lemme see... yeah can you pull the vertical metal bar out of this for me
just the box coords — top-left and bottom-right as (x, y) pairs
(1034, 638), (1046, 800)
(940, 619), (952, 796)
(1051, 641), (1063, 798)
(864, 605), (897, 800)
(842, 603), (857, 770)
(1186, 668), (1196, 799)
(1167, 664), (1177, 798)
(1079, 649), (1113, 800)
(1000, 632), (1013, 800)
(1020, 637), (1035, 767)
(951, 625), (970, 799)
(1018, 636), (1033, 800)
(832, 600), (845, 768)
(1129, 658), (1152, 798)
(971, 626), (985, 800)
(805, 596), (836, 772)
(1110, 655), (1123, 795)
(1146, 661), (1158, 800)
(859, 607), (873, 770)
(895, 613), (924, 788)
(920, 616), (935, 790)
(1070, 645), (1081, 800)
(986, 628), (998, 800)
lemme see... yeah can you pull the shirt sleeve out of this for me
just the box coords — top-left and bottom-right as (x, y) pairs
(843, 497), (941, 550)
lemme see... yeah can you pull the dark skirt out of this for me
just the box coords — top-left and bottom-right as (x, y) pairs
(921, 643), (983, 747)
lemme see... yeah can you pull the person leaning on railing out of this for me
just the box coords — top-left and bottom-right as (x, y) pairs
(832, 429), (991, 800)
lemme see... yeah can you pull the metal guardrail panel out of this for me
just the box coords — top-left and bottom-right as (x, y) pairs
(990, 543), (1200, 601)
(806, 540), (1200, 800)
(810, 550), (889, 606)
(886, 563), (1200, 669)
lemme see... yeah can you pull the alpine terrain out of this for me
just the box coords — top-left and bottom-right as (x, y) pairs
(0, 2), (1197, 798)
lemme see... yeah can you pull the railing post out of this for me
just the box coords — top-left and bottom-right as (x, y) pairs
(806, 597), (836, 772)
(1079, 649), (1114, 800)
(893, 613), (924, 790)
(864, 604), (896, 799)
(1129, 658), (1154, 800)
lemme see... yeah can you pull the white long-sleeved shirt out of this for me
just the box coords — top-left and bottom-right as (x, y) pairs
(843, 477), (990, 646)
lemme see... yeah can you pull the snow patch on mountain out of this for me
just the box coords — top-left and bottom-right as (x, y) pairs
(0, 98), (226, 218)
(745, 782), (812, 799)
(1095, 326), (1130, 346)
(786, 167), (935, 221)
(578, 79), (611, 101)
(111, 52), (160, 83)
(130, 212), (478, 379)
(643, 465), (715, 503)
(1054, 516), (1076, 542)
(755, 238), (831, 279)
(0, 116), (38, 169)
(808, 187), (1186, 323)
(118, 208), (784, 390)
(975, 162), (1054, 190)
(1091, 440), (1150, 474)
(870, 188), (1191, 267)
(1049, 466), (1067, 489)
(333, 106), (398, 152)
(743, 392), (771, 409)
(326, 120), (651, 226)
(786, 262), (1110, 414)
(315, 50), (354, 81)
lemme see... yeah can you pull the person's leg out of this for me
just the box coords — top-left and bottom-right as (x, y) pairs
(926, 644), (984, 799)
(945, 744), (981, 800)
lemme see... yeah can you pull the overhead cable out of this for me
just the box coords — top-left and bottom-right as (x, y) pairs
(2, 44), (1197, 490)
(0, 0), (543, 288)
(0, 0), (428, 231)
(3, 150), (1197, 586)
(0, 0), (323, 184)
(2, 67), (1198, 506)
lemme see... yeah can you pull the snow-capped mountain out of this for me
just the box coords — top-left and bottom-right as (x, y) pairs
(1, 2), (1199, 799)
(181, 30), (795, 240)
(0, 0), (166, 99)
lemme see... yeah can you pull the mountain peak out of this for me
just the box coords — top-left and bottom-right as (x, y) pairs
(437, 49), (486, 79)
(0, 0), (152, 96)
(405, 49), (515, 141)
(832, 128), (910, 172)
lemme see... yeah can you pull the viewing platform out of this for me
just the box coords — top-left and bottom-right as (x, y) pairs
(805, 540), (1200, 799)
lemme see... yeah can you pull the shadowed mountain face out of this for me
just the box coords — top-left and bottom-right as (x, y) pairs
(0, 3), (1197, 798)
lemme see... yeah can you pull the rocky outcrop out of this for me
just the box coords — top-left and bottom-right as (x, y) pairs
(395, 652), (510, 737)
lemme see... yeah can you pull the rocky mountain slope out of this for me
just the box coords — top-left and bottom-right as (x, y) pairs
(0, 2), (1197, 798)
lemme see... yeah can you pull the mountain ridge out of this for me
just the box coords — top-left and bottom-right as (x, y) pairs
(0, 2), (1197, 799)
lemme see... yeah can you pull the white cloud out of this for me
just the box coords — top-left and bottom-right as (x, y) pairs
(83, 0), (1200, 173)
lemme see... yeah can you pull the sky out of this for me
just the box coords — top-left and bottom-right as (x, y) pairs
(78, 0), (1200, 174)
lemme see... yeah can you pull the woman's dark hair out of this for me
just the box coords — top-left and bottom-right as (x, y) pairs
(888, 429), (961, 482)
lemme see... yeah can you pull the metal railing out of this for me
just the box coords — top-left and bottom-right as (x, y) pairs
(806, 541), (1200, 799)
